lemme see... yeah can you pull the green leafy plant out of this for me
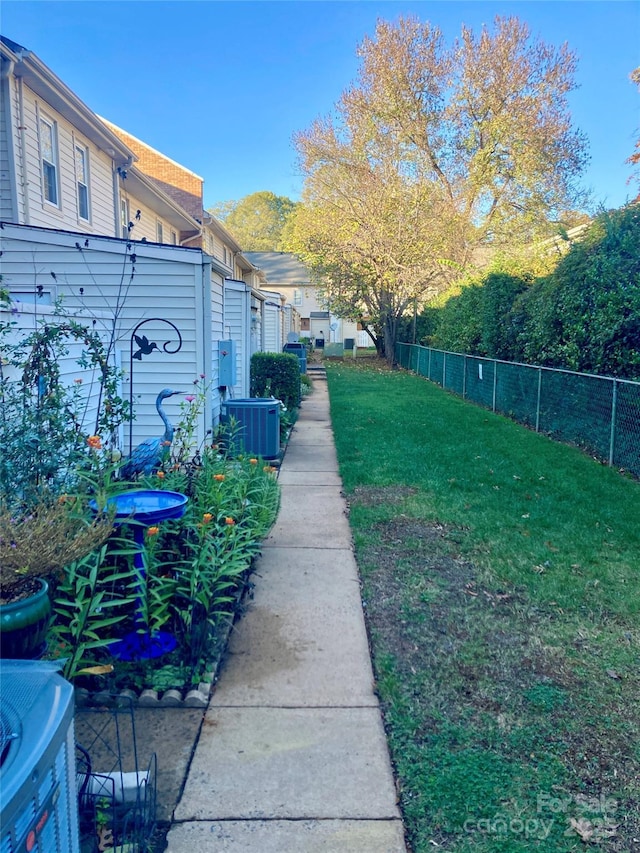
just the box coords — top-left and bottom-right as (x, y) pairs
(48, 541), (137, 681)
(250, 351), (301, 407)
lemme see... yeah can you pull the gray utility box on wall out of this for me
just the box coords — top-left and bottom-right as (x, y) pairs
(221, 398), (280, 459)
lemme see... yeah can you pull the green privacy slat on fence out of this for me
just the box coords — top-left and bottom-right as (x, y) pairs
(396, 343), (640, 477)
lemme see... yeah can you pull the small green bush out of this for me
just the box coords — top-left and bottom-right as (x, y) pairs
(250, 352), (301, 408)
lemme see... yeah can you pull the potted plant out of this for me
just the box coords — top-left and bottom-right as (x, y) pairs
(0, 497), (113, 658)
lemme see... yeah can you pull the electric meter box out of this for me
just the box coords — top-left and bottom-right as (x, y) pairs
(218, 340), (237, 387)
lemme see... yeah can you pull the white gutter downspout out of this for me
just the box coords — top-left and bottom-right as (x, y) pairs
(16, 74), (30, 224)
(0, 57), (20, 223)
(180, 231), (203, 247)
(112, 164), (120, 237)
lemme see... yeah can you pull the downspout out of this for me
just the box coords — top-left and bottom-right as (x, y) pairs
(112, 164), (120, 237)
(16, 74), (30, 224)
(0, 57), (20, 222)
(180, 230), (203, 247)
(200, 257), (214, 428)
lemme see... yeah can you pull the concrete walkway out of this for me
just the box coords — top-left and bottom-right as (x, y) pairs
(165, 378), (407, 852)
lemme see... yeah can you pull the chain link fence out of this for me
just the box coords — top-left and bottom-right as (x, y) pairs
(397, 343), (640, 478)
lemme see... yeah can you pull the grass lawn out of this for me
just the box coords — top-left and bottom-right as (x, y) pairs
(326, 359), (640, 853)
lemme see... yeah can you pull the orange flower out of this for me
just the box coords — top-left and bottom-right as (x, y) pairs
(156, 471), (165, 479)
(214, 474), (225, 481)
(224, 517), (235, 526)
(147, 526), (160, 537)
(202, 512), (213, 524)
(249, 458), (258, 465)
(87, 435), (102, 450)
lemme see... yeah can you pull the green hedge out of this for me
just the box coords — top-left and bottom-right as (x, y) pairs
(250, 352), (301, 408)
(424, 206), (640, 380)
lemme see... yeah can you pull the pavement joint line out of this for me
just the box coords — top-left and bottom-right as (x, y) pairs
(262, 544), (354, 550)
(207, 704), (380, 710)
(170, 817), (404, 825)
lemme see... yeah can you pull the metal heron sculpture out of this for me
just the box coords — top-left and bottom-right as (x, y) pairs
(121, 388), (182, 479)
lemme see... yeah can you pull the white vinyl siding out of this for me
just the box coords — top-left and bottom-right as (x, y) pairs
(1, 301), (115, 437)
(223, 280), (251, 397)
(209, 268), (225, 421)
(262, 301), (281, 353)
(1, 224), (222, 451)
(119, 192), (179, 245)
(14, 88), (116, 233)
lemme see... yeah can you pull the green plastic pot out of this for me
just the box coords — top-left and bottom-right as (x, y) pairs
(0, 578), (52, 659)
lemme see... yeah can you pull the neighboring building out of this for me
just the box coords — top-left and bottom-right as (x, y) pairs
(0, 36), (201, 245)
(244, 251), (358, 348)
(0, 36), (235, 445)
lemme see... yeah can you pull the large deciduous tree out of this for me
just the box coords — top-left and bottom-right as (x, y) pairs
(289, 15), (589, 360)
(210, 191), (297, 251)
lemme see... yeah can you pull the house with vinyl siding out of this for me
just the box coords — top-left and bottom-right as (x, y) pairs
(98, 119), (275, 397)
(0, 36), (201, 245)
(0, 35), (233, 450)
(244, 251), (358, 349)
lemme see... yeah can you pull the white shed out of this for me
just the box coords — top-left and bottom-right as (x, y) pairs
(0, 222), (227, 453)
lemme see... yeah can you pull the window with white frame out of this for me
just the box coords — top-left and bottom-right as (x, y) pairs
(120, 197), (130, 238)
(170, 230), (177, 245)
(156, 221), (164, 243)
(293, 288), (302, 306)
(39, 116), (59, 205)
(75, 144), (90, 220)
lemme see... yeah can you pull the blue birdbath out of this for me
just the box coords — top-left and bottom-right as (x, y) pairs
(92, 490), (188, 661)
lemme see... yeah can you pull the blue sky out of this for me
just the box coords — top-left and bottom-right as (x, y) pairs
(2, 1), (639, 211)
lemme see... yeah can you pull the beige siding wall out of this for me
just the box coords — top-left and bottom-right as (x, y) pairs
(119, 190), (182, 245)
(18, 84), (116, 234)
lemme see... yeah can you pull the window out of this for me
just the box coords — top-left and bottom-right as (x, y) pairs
(39, 117), (59, 205)
(156, 221), (164, 243)
(120, 197), (130, 238)
(293, 288), (302, 306)
(170, 230), (177, 245)
(75, 144), (90, 220)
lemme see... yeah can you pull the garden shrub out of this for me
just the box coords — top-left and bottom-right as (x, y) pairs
(420, 205), (640, 380)
(512, 206), (640, 379)
(430, 282), (484, 354)
(250, 351), (301, 408)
